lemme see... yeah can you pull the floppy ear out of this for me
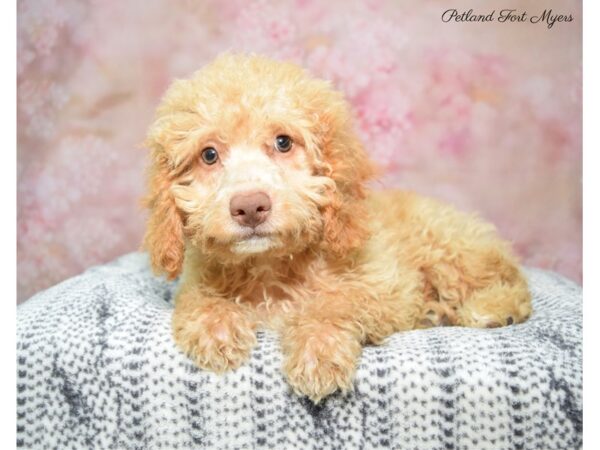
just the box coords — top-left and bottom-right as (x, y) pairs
(142, 134), (185, 280)
(319, 122), (377, 258)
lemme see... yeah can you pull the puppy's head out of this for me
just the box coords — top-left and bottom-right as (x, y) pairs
(143, 54), (375, 278)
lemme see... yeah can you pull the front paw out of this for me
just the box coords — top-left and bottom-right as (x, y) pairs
(282, 323), (362, 403)
(173, 304), (256, 373)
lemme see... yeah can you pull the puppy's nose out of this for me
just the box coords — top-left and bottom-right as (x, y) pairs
(229, 191), (272, 228)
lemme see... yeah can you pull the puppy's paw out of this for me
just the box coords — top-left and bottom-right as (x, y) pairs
(282, 323), (361, 403)
(173, 304), (256, 373)
(457, 284), (532, 329)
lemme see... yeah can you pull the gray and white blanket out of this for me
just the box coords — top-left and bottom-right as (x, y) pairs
(17, 253), (582, 450)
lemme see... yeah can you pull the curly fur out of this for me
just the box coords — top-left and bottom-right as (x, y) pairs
(143, 53), (532, 403)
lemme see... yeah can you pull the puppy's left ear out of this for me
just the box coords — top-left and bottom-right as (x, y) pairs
(319, 118), (377, 258)
(142, 135), (185, 280)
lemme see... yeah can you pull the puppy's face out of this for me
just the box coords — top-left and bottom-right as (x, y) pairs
(167, 93), (335, 258)
(144, 54), (374, 277)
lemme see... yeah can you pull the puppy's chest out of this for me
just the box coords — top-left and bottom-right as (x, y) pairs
(235, 275), (304, 315)
(229, 265), (326, 326)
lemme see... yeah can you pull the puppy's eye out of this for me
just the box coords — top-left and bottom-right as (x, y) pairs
(274, 135), (293, 153)
(200, 147), (219, 165)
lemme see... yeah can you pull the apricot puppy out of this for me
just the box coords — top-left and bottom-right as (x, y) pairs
(143, 54), (532, 403)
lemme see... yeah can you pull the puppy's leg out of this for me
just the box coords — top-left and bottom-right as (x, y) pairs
(172, 287), (257, 372)
(422, 241), (532, 328)
(411, 199), (532, 328)
(281, 308), (362, 403)
(281, 278), (423, 403)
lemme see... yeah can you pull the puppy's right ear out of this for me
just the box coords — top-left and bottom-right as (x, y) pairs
(142, 129), (185, 280)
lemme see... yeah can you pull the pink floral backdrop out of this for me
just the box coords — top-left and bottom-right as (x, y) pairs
(17, 0), (582, 303)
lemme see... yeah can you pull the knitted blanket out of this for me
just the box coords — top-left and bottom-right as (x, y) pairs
(17, 253), (582, 450)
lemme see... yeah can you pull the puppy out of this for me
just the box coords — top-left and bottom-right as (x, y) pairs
(143, 53), (531, 403)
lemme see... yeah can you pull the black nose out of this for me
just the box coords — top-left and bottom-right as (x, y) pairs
(229, 191), (272, 228)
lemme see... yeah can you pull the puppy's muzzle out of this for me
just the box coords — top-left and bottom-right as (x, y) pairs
(229, 191), (272, 228)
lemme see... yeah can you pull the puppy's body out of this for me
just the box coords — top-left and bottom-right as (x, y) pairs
(144, 54), (531, 402)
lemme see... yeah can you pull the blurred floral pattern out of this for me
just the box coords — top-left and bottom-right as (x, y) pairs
(17, 0), (582, 302)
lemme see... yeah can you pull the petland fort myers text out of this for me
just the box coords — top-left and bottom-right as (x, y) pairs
(442, 9), (573, 29)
